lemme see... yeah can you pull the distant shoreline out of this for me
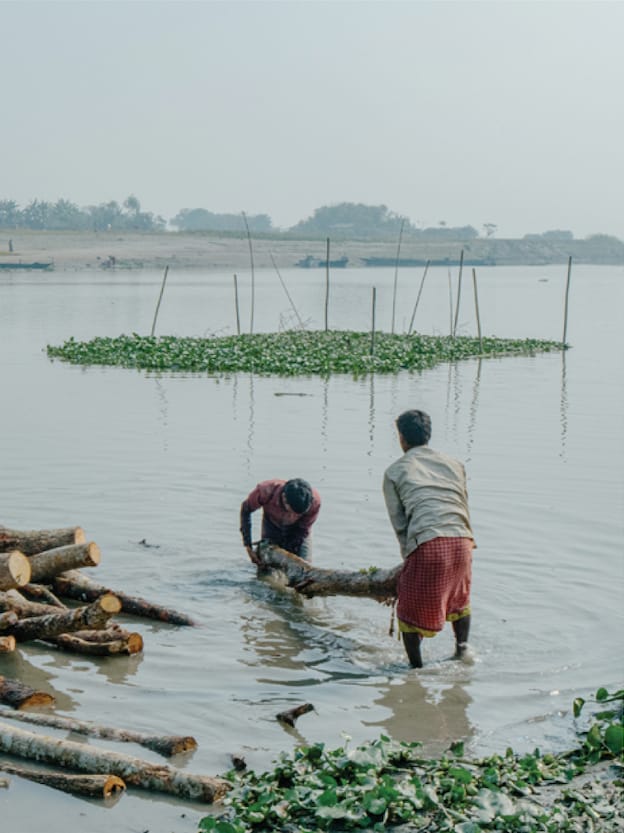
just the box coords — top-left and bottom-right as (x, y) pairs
(0, 229), (622, 271)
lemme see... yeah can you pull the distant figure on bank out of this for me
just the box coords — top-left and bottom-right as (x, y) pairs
(383, 409), (475, 668)
(240, 478), (321, 564)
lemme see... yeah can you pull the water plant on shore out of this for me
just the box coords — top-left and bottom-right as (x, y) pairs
(198, 687), (623, 833)
(46, 331), (565, 376)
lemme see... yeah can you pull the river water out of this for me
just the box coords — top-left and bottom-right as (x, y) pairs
(0, 263), (622, 832)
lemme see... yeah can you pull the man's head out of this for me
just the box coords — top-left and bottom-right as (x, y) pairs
(283, 478), (313, 514)
(396, 409), (431, 449)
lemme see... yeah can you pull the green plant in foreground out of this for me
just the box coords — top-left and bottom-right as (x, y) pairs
(198, 688), (623, 833)
(46, 330), (565, 377)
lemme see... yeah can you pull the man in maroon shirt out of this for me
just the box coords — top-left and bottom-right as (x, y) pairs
(240, 478), (321, 563)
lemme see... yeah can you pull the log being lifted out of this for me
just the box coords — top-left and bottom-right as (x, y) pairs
(0, 526), (85, 555)
(52, 570), (197, 626)
(8, 593), (121, 643)
(0, 721), (229, 802)
(0, 676), (55, 709)
(27, 542), (100, 583)
(0, 761), (126, 799)
(256, 542), (401, 602)
(0, 551), (31, 591)
(0, 710), (197, 757)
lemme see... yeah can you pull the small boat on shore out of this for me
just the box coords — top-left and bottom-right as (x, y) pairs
(0, 261), (54, 271)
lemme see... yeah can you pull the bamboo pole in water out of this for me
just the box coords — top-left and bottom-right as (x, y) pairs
(472, 268), (483, 352)
(407, 260), (431, 335)
(324, 237), (330, 332)
(452, 249), (464, 337)
(233, 274), (241, 335)
(150, 265), (169, 337)
(370, 287), (377, 356)
(447, 268), (454, 336)
(242, 212), (255, 334)
(562, 255), (572, 346)
(390, 219), (405, 334)
(269, 252), (305, 329)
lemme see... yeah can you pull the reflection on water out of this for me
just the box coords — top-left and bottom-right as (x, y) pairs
(559, 352), (568, 461)
(466, 358), (482, 463)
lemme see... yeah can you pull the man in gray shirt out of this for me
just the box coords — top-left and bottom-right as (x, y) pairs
(383, 409), (475, 668)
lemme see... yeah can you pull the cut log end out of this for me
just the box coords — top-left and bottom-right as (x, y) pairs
(0, 635), (16, 653)
(170, 736), (198, 755)
(99, 593), (122, 615)
(103, 774), (126, 797)
(18, 692), (55, 710)
(74, 527), (86, 545)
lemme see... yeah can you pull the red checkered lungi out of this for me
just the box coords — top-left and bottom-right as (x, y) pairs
(396, 537), (473, 636)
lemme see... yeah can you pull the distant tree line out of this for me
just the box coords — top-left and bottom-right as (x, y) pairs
(0, 196), (165, 232)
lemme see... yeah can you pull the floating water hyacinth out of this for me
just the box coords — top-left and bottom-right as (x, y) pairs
(46, 331), (565, 376)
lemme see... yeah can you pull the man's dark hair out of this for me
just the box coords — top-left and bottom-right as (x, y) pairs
(283, 478), (313, 513)
(396, 409), (432, 448)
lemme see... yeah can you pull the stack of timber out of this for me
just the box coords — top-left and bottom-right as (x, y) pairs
(0, 524), (227, 803)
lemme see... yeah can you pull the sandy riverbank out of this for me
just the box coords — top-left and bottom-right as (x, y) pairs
(1, 230), (622, 271)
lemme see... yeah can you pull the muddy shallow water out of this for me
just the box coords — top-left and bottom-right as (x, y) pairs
(0, 264), (622, 832)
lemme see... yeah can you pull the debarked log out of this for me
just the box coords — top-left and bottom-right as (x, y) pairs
(0, 525), (85, 555)
(0, 552), (31, 591)
(43, 627), (144, 656)
(7, 594), (121, 643)
(0, 710), (197, 757)
(0, 677), (55, 709)
(256, 542), (401, 602)
(27, 543), (101, 583)
(0, 761), (126, 798)
(52, 571), (197, 626)
(0, 721), (230, 802)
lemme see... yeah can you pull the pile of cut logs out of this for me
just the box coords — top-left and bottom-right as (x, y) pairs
(0, 523), (231, 803)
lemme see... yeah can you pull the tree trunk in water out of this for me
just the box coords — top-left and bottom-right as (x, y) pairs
(52, 570), (197, 626)
(0, 676), (55, 709)
(43, 628), (144, 656)
(256, 542), (401, 602)
(27, 543), (100, 582)
(0, 761), (126, 798)
(0, 721), (230, 802)
(0, 635), (16, 653)
(0, 526), (85, 555)
(8, 593), (121, 642)
(0, 710), (197, 757)
(276, 703), (315, 727)
(0, 551), (31, 591)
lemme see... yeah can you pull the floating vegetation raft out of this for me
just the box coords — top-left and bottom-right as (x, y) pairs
(47, 331), (565, 376)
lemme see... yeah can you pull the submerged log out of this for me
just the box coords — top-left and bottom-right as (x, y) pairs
(0, 636), (16, 653)
(0, 526), (85, 555)
(276, 703), (315, 727)
(52, 571), (197, 626)
(0, 721), (229, 802)
(0, 710), (197, 757)
(0, 552), (31, 591)
(43, 628), (144, 656)
(0, 677), (55, 709)
(256, 542), (401, 602)
(8, 594), (121, 643)
(0, 761), (126, 799)
(27, 543), (100, 583)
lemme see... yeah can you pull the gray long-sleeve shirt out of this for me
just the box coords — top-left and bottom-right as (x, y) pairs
(383, 445), (474, 558)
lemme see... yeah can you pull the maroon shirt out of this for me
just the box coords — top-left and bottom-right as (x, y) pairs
(240, 479), (321, 555)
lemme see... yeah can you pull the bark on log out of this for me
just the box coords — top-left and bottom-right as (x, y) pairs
(43, 628), (144, 656)
(20, 584), (67, 608)
(0, 710), (197, 757)
(0, 636), (16, 653)
(0, 761), (126, 798)
(27, 543), (101, 583)
(256, 542), (401, 602)
(0, 589), (64, 618)
(0, 721), (229, 802)
(52, 571), (197, 626)
(0, 526), (85, 555)
(0, 677), (55, 709)
(0, 552), (31, 591)
(0, 610), (18, 630)
(8, 594), (121, 643)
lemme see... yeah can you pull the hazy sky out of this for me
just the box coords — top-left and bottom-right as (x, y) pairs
(2, 0), (622, 238)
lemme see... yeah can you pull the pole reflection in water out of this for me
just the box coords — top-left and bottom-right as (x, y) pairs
(465, 358), (482, 464)
(559, 352), (568, 461)
(154, 376), (169, 453)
